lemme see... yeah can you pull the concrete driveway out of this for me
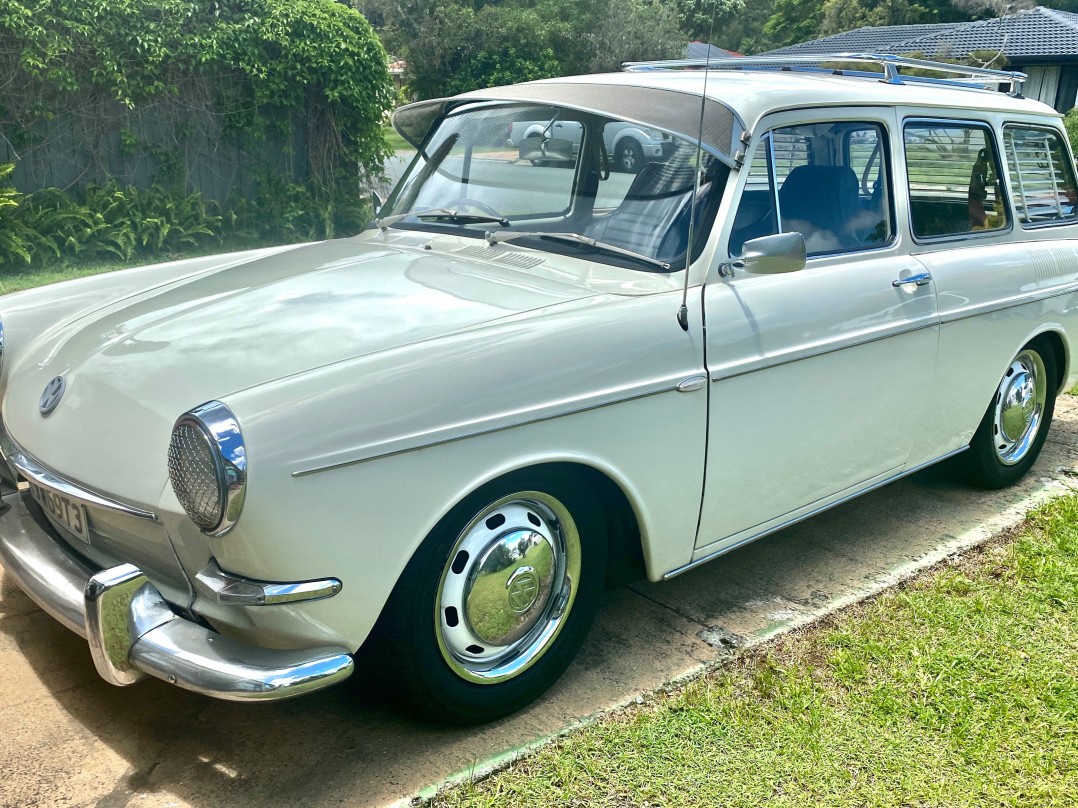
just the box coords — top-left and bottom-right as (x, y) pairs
(3, 398), (1078, 808)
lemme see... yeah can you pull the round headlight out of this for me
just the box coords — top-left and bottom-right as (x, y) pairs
(167, 401), (246, 536)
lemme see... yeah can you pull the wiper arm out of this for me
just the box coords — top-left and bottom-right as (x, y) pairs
(485, 230), (670, 271)
(376, 207), (508, 232)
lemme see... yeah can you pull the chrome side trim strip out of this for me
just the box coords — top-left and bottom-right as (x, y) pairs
(195, 560), (343, 606)
(663, 446), (969, 580)
(1, 433), (157, 521)
(709, 319), (938, 383)
(293, 372), (697, 477)
(938, 280), (1078, 325)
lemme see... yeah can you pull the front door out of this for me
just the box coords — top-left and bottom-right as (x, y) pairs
(696, 111), (940, 555)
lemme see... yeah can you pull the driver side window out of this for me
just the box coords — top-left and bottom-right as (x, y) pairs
(729, 121), (894, 257)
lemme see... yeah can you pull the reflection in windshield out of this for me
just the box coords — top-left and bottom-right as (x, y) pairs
(378, 103), (728, 272)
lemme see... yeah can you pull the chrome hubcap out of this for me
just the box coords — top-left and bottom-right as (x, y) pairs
(435, 492), (580, 683)
(992, 349), (1047, 466)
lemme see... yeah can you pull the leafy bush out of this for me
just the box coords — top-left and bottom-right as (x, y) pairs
(0, 162), (377, 271)
(223, 173), (373, 246)
(1065, 108), (1078, 157)
(0, 0), (394, 226)
(0, 164), (225, 268)
(0, 164), (33, 265)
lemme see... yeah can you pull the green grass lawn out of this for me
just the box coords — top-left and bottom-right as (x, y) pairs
(436, 495), (1078, 807)
(0, 257), (143, 295)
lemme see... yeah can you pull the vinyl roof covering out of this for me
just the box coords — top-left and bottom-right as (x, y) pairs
(393, 70), (1054, 158)
(764, 7), (1078, 64)
(393, 81), (744, 166)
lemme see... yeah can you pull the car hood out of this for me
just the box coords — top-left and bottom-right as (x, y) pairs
(3, 237), (602, 505)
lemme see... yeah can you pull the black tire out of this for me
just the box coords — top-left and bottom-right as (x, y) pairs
(615, 138), (644, 174)
(959, 338), (1057, 489)
(365, 468), (607, 724)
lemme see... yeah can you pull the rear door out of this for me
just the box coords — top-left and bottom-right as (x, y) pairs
(901, 116), (1078, 466)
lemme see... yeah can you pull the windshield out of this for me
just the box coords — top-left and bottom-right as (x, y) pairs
(376, 103), (728, 272)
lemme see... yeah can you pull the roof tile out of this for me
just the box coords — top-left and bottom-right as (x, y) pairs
(763, 7), (1078, 62)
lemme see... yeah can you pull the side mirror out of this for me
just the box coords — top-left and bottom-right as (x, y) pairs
(735, 232), (807, 275)
(370, 191), (384, 217)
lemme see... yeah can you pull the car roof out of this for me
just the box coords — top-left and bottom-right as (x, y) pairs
(526, 69), (1059, 132)
(393, 64), (1061, 173)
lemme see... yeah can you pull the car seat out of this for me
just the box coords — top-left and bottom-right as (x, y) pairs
(778, 164), (861, 252)
(586, 159), (710, 262)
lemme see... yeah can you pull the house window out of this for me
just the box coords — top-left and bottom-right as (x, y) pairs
(1003, 125), (1078, 226)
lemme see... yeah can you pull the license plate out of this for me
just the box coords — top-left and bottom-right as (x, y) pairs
(28, 481), (90, 544)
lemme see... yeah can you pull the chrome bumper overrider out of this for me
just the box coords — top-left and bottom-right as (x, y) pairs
(0, 493), (354, 700)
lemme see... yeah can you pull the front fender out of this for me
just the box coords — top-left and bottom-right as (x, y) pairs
(186, 290), (709, 651)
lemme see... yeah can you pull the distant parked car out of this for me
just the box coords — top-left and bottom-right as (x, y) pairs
(2, 54), (1076, 725)
(508, 116), (673, 172)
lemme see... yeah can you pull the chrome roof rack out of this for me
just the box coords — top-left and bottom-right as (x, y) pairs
(622, 52), (1027, 97)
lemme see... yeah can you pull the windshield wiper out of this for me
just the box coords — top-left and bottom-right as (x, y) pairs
(485, 230), (671, 271)
(376, 207), (508, 232)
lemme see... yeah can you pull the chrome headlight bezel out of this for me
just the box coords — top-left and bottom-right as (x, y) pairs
(167, 401), (246, 537)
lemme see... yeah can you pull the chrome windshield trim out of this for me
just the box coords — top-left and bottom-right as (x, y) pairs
(0, 432), (157, 521)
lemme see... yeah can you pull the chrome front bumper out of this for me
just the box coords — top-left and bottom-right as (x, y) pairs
(0, 493), (354, 700)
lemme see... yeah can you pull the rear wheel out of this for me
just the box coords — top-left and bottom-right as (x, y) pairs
(960, 340), (1056, 489)
(369, 469), (607, 724)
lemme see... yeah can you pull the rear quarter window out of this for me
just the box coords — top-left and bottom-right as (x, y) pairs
(1003, 125), (1078, 226)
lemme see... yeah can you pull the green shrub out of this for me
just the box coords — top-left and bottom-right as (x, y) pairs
(0, 162), (376, 271)
(0, 0), (394, 233)
(1065, 108), (1078, 158)
(0, 164), (33, 265)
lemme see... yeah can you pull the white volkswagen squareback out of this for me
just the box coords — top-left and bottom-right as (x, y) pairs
(2, 54), (1075, 722)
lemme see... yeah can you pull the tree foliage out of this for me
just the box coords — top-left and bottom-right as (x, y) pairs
(371, 0), (685, 99)
(0, 0), (394, 236)
(1065, 108), (1078, 156)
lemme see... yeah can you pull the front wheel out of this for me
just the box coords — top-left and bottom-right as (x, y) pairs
(615, 138), (644, 174)
(960, 340), (1056, 488)
(368, 469), (607, 724)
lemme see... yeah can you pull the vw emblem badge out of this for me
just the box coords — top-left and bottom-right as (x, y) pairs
(506, 566), (540, 614)
(39, 376), (66, 417)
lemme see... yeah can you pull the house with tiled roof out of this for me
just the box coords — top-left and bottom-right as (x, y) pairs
(761, 7), (1078, 112)
(686, 42), (742, 59)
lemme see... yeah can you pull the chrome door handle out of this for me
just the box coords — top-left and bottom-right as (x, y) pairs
(892, 272), (933, 288)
